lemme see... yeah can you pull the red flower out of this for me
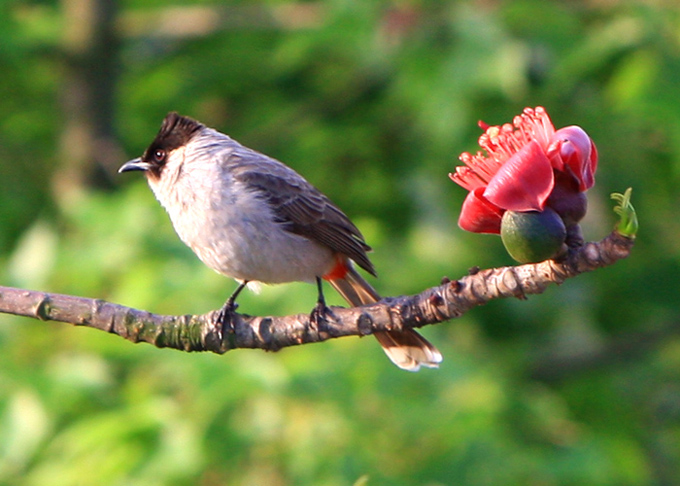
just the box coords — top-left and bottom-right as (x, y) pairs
(450, 107), (598, 234)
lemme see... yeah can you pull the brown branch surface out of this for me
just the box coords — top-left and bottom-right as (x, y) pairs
(0, 231), (634, 355)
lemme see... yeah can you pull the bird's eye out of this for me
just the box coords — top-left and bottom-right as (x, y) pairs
(153, 149), (166, 163)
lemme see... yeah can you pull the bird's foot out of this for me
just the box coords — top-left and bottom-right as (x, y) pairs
(309, 300), (335, 332)
(309, 276), (335, 331)
(214, 300), (238, 340)
(213, 281), (248, 342)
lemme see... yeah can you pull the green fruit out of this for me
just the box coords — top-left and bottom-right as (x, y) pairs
(500, 208), (567, 263)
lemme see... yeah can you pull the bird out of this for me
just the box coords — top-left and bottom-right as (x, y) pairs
(119, 112), (442, 371)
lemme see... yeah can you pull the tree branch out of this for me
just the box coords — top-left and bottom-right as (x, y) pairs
(0, 231), (634, 355)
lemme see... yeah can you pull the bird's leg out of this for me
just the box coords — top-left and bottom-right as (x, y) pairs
(310, 277), (333, 329)
(215, 280), (248, 336)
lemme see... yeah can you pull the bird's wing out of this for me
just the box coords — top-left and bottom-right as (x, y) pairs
(228, 149), (376, 276)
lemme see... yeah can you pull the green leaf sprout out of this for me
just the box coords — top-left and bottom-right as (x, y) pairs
(611, 188), (638, 238)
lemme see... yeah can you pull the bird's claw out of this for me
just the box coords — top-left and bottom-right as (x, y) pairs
(214, 300), (238, 340)
(309, 301), (334, 332)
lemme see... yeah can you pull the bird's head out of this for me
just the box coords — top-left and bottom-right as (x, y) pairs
(119, 112), (204, 181)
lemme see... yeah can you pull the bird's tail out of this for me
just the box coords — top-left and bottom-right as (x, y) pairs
(327, 263), (442, 371)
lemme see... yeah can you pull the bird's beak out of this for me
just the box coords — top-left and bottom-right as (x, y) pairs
(118, 158), (152, 173)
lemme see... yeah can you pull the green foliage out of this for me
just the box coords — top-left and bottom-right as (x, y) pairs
(1, 0), (680, 484)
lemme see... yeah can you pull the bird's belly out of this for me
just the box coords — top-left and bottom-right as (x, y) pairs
(172, 204), (334, 284)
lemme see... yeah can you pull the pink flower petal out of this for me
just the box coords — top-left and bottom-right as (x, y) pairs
(483, 140), (554, 212)
(549, 126), (598, 191)
(458, 187), (504, 234)
(587, 141), (598, 186)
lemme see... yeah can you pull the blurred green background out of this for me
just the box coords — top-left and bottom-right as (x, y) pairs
(1, 0), (679, 484)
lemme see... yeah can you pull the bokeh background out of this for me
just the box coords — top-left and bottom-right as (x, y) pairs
(1, 1), (679, 485)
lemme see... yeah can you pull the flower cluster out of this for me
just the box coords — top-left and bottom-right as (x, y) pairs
(450, 107), (598, 262)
